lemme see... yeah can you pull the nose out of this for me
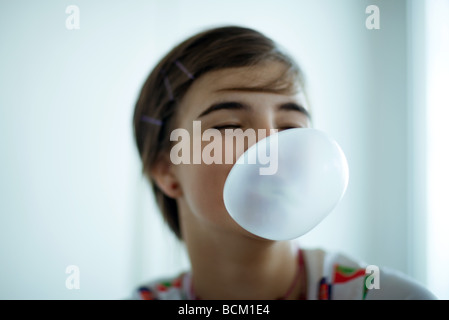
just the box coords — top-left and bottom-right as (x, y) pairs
(224, 118), (277, 165)
(254, 118), (278, 144)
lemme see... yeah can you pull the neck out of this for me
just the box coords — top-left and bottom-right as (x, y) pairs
(179, 207), (302, 300)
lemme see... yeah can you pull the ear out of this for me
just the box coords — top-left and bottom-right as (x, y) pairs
(150, 154), (183, 199)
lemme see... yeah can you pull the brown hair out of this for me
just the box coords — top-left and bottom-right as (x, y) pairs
(133, 25), (306, 240)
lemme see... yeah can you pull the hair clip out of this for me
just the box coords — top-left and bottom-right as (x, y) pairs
(141, 115), (163, 126)
(175, 60), (195, 80)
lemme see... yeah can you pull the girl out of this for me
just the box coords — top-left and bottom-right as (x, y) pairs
(132, 26), (436, 300)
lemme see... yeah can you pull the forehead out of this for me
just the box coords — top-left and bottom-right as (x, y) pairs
(177, 62), (301, 119)
(199, 62), (288, 91)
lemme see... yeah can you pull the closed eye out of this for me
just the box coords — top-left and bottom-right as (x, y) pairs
(212, 124), (242, 130)
(278, 125), (304, 131)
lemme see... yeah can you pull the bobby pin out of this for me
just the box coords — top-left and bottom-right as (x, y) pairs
(175, 60), (195, 80)
(141, 115), (163, 126)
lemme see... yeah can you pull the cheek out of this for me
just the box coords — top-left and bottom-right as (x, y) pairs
(173, 132), (252, 233)
(180, 162), (234, 224)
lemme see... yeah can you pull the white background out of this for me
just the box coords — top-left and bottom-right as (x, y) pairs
(0, 0), (447, 299)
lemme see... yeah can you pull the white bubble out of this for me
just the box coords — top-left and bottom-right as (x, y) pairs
(223, 128), (349, 241)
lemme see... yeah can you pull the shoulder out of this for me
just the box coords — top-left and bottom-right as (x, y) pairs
(132, 272), (189, 300)
(301, 248), (437, 300)
(365, 266), (438, 300)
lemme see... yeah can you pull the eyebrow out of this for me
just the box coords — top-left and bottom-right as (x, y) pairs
(196, 101), (311, 119)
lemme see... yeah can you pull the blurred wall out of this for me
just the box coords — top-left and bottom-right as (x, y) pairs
(0, 0), (429, 299)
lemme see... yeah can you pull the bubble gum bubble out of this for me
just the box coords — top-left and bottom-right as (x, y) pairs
(223, 128), (349, 241)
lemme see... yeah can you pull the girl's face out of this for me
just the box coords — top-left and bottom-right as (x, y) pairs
(170, 61), (311, 238)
